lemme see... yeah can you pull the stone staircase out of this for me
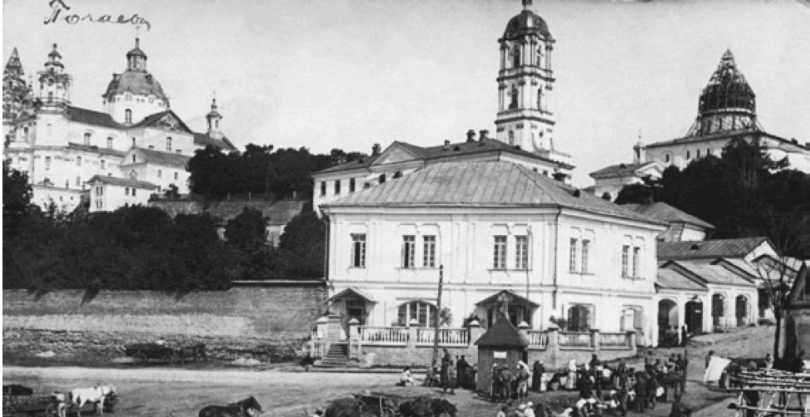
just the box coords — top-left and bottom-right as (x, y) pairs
(319, 343), (348, 367)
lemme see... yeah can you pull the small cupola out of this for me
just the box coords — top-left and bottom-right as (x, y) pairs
(126, 38), (148, 71)
(206, 97), (224, 139)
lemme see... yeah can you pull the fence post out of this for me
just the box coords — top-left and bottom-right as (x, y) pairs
(518, 321), (530, 344)
(348, 318), (360, 360)
(627, 331), (637, 355)
(548, 327), (560, 369)
(408, 320), (419, 350)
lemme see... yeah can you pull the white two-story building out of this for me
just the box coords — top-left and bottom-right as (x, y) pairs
(321, 161), (667, 346)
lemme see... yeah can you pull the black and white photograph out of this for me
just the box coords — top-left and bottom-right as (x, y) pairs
(3, 0), (810, 416)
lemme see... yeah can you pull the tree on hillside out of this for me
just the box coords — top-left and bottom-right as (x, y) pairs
(3, 163), (33, 239)
(225, 208), (269, 255)
(277, 210), (326, 280)
(614, 183), (654, 205)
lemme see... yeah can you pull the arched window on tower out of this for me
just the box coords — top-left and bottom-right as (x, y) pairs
(125, 109), (132, 124)
(537, 47), (543, 67)
(107, 137), (113, 148)
(166, 137), (172, 152)
(513, 45), (521, 68)
(83, 132), (91, 145)
(508, 130), (515, 146)
(510, 85), (519, 109)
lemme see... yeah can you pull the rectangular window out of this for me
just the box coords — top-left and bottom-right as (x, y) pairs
(581, 240), (590, 273)
(75, 177), (80, 186)
(76, 156), (82, 166)
(125, 187), (129, 196)
(423, 235), (436, 268)
(166, 137), (172, 152)
(493, 236), (507, 269)
(402, 235), (416, 268)
(320, 181), (326, 197)
(334, 179), (341, 195)
(158, 169), (162, 178)
(96, 200), (102, 209)
(516, 236), (529, 269)
(174, 172), (179, 180)
(633, 247), (641, 278)
(96, 186), (103, 196)
(351, 234), (367, 268)
(569, 238), (578, 272)
(349, 178), (356, 193)
(101, 160), (106, 170)
(622, 245), (630, 278)
(45, 157), (51, 170)
(132, 188), (137, 197)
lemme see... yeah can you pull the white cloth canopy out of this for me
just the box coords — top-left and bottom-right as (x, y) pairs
(703, 356), (732, 383)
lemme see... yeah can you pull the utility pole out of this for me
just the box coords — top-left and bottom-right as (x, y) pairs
(431, 265), (444, 368)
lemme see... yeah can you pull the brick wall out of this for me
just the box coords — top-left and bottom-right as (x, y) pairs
(3, 283), (327, 363)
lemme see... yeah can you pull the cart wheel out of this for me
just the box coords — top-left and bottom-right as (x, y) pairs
(133, 351), (148, 365)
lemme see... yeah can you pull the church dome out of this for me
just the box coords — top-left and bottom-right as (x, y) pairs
(503, 1), (551, 40)
(698, 49), (755, 115)
(103, 70), (166, 100)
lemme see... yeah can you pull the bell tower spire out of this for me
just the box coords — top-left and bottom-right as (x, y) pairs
(495, 0), (569, 165)
(38, 43), (72, 111)
(206, 94), (223, 139)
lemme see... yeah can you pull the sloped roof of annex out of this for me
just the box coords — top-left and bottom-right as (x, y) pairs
(621, 202), (715, 230)
(322, 160), (667, 226)
(313, 138), (574, 178)
(659, 259), (756, 287)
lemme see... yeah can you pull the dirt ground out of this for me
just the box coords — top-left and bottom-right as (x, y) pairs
(2, 325), (774, 417)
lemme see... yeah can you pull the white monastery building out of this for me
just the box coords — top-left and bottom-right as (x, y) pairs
(3, 41), (236, 213)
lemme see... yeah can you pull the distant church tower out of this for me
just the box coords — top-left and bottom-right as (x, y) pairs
(102, 38), (170, 125)
(206, 98), (224, 139)
(495, 0), (560, 160)
(38, 43), (72, 113)
(3, 48), (35, 135)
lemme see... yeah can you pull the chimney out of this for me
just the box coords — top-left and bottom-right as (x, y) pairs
(479, 130), (489, 141)
(806, 142), (810, 149)
(372, 143), (381, 156)
(466, 129), (476, 143)
(443, 140), (450, 150)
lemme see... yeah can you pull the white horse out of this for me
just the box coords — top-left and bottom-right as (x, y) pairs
(70, 385), (115, 416)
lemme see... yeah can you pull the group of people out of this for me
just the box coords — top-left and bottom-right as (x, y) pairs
(491, 360), (543, 402)
(417, 349), (475, 393)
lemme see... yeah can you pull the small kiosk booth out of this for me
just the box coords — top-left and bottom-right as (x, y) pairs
(475, 314), (528, 396)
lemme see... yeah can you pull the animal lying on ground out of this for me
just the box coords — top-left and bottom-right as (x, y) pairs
(199, 396), (263, 417)
(69, 385), (116, 416)
(399, 396), (458, 417)
(3, 384), (34, 396)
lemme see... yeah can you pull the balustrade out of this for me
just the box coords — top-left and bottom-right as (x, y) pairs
(599, 332), (631, 349)
(527, 330), (548, 349)
(559, 331), (593, 349)
(358, 326), (409, 345)
(415, 328), (469, 346)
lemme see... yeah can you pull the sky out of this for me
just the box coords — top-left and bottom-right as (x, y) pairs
(3, 0), (810, 186)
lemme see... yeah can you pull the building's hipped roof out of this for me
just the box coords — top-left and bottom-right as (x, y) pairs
(316, 138), (571, 175)
(476, 290), (539, 308)
(645, 129), (801, 150)
(86, 175), (158, 189)
(589, 161), (658, 179)
(475, 313), (528, 348)
(67, 106), (122, 129)
(325, 161), (663, 225)
(662, 259), (756, 287)
(193, 132), (237, 152)
(656, 268), (707, 292)
(621, 202), (714, 229)
(658, 237), (769, 260)
(128, 148), (191, 168)
(66, 143), (126, 158)
(132, 110), (193, 133)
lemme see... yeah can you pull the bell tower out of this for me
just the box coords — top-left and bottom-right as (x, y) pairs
(495, 0), (562, 160)
(206, 97), (224, 139)
(38, 43), (72, 112)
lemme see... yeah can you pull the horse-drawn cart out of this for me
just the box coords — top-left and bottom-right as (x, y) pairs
(351, 392), (402, 417)
(3, 393), (65, 417)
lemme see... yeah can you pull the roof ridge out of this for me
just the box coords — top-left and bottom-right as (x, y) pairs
(511, 163), (566, 206)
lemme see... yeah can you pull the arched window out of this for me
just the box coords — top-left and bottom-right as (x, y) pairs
(48, 92), (54, 102)
(125, 109), (132, 124)
(510, 85), (519, 109)
(379, 174), (386, 184)
(101, 160), (106, 170)
(131, 137), (136, 147)
(686, 150), (691, 160)
(512, 45), (521, 68)
(536, 47), (542, 67)
(697, 149), (701, 158)
(707, 148), (712, 156)
(166, 137), (172, 152)
(397, 301), (437, 327)
(665, 154), (671, 163)
(107, 137), (113, 148)
(132, 154), (136, 163)
(567, 304), (593, 332)
(508, 130), (515, 145)
(23, 127), (29, 141)
(76, 156), (82, 166)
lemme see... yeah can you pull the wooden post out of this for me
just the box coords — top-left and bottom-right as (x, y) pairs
(682, 348), (689, 393)
(432, 265), (444, 368)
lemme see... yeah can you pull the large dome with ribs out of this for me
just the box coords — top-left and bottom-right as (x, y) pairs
(503, 0), (552, 40)
(103, 41), (167, 101)
(698, 49), (756, 115)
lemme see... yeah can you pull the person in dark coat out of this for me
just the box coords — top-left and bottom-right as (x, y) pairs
(500, 366), (514, 401)
(532, 360), (545, 392)
(440, 349), (451, 389)
(444, 358), (456, 394)
(681, 325), (688, 347)
(457, 355), (469, 388)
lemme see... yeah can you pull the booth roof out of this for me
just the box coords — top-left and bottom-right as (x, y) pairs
(475, 314), (528, 348)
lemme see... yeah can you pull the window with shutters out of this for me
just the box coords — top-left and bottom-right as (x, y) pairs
(351, 234), (366, 268)
(516, 236), (529, 270)
(621, 245), (630, 278)
(569, 238), (579, 272)
(401, 235), (416, 268)
(423, 235), (436, 268)
(493, 236), (507, 269)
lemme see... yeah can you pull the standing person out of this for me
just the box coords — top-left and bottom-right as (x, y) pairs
(589, 354), (601, 370)
(705, 350), (715, 370)
(492, 364), (502, 401)
(532, 360), (544, 392)
(440, 349), (451, 391)
(681, 325), (688, 347)
(765, 353), (774, 370)
(444, 358), (456, 394)
(500, 365), (514, 401)
(566, 359), (578, 390)
(516, 363), (530, 401)
(457, 355), (469, 388)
